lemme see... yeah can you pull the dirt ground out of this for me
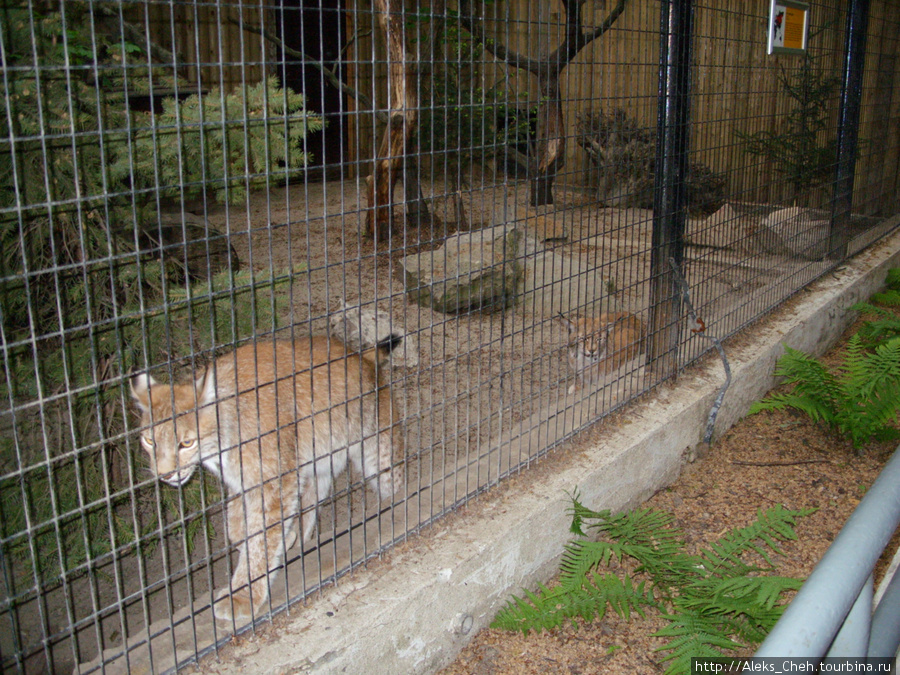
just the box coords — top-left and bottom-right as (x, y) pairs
(439, 311), (900, 675)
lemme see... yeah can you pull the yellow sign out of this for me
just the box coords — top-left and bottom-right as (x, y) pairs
(768, 1), (809, 55)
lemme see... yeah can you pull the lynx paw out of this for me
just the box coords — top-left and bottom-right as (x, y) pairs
(282, 525), (298, 554)
(213, 587), (255, 623)
(568, 382), (578, 395)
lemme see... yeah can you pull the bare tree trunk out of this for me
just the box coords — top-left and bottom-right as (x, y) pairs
(458, 0), (629, 208)
(366, 0), (418, 242)
(403, 158), (433, 227)
(531, 79), (565, 206)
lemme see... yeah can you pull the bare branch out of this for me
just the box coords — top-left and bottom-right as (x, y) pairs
(458, 0), (629, 78)
(457, 0), (543, 75)
(229, 17), (387, 124)
(551, 0), (629, 68)
(95, 5), (178, 64)
(578, 0), (629, 48)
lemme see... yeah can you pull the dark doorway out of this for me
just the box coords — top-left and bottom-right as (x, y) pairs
(277, 0), (346, 173)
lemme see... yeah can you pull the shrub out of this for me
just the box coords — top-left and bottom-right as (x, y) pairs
(576, 110), (726, 215)
(735, 29), (841, 202)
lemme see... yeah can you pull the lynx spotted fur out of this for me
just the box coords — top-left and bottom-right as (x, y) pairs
(560, 312), (646, 393)
(130, 336), (401, 622)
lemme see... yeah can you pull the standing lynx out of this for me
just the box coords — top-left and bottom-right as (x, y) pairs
(130, 336), (401, 622)
(559, 312), (646, 393)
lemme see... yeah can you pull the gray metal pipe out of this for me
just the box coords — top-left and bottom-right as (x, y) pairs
(869, 560), (900, 658)
(827, 574), (873, 657)
(755, 447), (900, 658)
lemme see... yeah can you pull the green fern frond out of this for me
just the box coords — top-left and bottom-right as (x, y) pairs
(566, 502), (695, 590)
(654, 613), (744, 675)
(749, 392), (834, 424)
(714, 612), (777, 646)
(491, 573), (655, 635)
(858, 317), (900, 350)
(870, 290), (900, 306)
(751, 337), (900, 450)
(779, 349), (842, 406)
(558, 539), (626, 588)
(493, 497), (811, 672)
(850, 301), (895, 318)
(698, 506), (810, 578)
(567, 491), (607, 536)
(845, 337), (900, 397)
(573, 499), (678, 546)
(886, 268), (900, 291)
(850, 300), (900, 347)
(679, 576), (800, 624)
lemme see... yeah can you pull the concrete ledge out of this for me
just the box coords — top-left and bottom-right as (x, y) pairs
(196, 231), (900, 675)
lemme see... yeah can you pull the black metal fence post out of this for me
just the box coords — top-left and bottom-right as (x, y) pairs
(830, 0), (871, 259)
(649, 0), (693, 379)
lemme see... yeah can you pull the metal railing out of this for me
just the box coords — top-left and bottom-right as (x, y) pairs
(756, 445), (900, 660)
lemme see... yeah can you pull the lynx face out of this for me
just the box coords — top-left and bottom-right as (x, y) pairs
(568, 324), (612, 371)
(559, 312), (646, 393)
(130, 372), (210, 487)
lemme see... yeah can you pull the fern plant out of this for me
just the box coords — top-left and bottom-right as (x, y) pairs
(492, 495), (811, 675)
(846, 267), (900, 348)
(871, 268), (900, 305)
(850, 303), (900, 349)
(749, 336), (900, 450)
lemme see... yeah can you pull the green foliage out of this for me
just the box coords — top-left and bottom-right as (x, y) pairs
(109, 79), (323, 205)
(736, 37), (840, 201)
(867, 268), (900, 307)
(749, 336), (900, 450)
(848, 268), (900, 349)
(409, 9), (533, 174)
(1, 3), (321, 342)
(576, 110), (726, 214)
(492, 495), (811, 675)
(850, 303), (900, 349)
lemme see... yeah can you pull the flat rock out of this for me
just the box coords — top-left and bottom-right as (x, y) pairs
(685, 203), (748, 250)
(329, 301), (420, 368)
(401, 225), (523, 314)
(758, 207), (832, 260)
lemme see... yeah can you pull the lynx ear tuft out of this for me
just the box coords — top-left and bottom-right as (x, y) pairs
(130, 372), (157, 411)
(557, 313), (576, 333)
(196, 367), (217, 406)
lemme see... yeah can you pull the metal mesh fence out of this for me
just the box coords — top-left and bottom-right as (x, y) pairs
(0, 0), (898, 672)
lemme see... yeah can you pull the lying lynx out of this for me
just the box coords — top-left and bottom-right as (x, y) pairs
(559, 312), (646, 393)
(130, 336), (401, 622)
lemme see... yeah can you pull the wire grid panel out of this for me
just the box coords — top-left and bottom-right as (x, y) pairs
(0, 0), (898, 673)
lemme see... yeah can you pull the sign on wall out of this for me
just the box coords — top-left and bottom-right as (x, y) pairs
(767, 0), (810, 55)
